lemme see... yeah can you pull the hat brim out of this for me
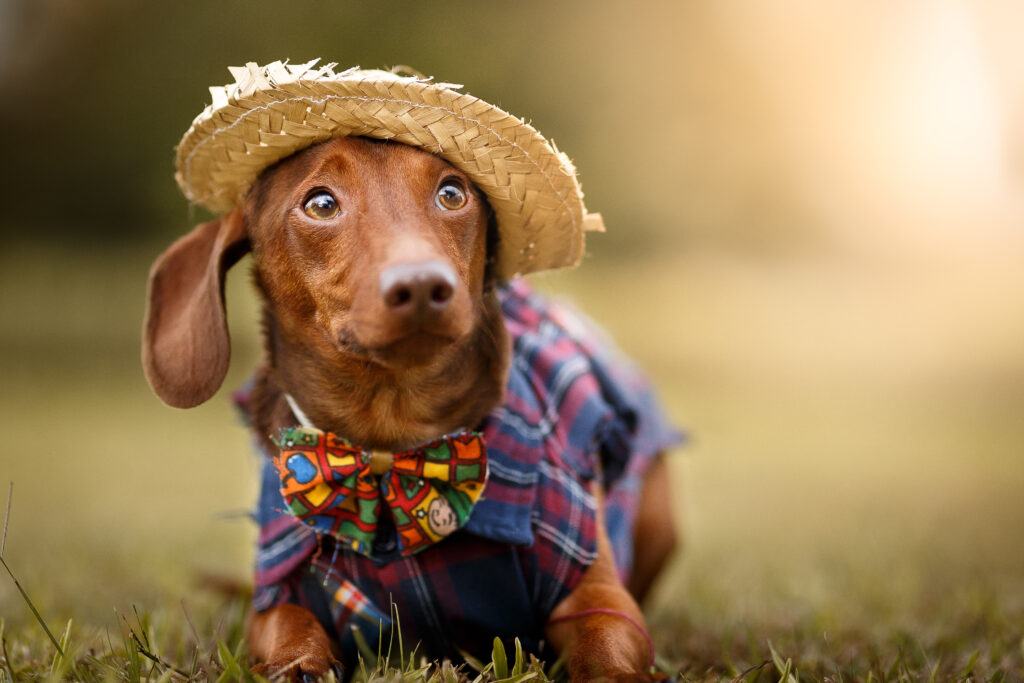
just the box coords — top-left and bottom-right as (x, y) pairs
(175, 61), (603, 278)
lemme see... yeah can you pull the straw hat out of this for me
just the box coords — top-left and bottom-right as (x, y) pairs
(175, 60), (605, 278)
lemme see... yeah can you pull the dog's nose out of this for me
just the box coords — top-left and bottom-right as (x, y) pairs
(379, 260), (456, 319)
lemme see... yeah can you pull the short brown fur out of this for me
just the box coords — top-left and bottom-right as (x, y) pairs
(143, 137), (677, 681)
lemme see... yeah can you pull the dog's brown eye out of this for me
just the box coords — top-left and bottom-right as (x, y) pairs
(436, 181), (467, 211)
(303, 191), (340, 220)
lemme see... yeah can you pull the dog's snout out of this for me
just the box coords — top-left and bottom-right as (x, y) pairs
(380, 260), (457, 318)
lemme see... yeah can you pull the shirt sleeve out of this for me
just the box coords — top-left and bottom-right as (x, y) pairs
(252, 453), (319, 611)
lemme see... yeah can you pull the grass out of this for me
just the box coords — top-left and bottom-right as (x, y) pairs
(0, 573), (553, 683)
(1, 243), (1023, 681)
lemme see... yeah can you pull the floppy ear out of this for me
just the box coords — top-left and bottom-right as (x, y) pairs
(142, 209), (250, 408)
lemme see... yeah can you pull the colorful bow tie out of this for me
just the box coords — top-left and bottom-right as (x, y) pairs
(274, 426), (488, 557)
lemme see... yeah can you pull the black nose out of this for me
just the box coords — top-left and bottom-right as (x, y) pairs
(379, 260), (457, 318)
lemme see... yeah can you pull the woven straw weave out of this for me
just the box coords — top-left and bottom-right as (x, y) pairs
(175, 60), (604, 277)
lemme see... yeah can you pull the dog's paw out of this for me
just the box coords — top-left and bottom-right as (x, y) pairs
(253, 649), (343, 682)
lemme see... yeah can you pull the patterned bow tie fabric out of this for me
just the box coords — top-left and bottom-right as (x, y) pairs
(275, 427), (488, 556)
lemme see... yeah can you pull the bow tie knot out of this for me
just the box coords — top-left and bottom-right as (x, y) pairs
(275, 426), (488, 557)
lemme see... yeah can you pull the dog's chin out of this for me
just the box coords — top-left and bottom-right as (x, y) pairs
(359, 332), (462, 370)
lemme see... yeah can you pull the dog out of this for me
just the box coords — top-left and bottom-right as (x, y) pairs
(144, 63), (680, 681)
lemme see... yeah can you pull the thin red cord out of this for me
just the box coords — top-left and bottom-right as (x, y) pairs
(547, 607), (656, 668)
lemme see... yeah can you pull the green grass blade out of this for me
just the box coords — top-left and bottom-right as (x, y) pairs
(458, 647), (488, 675)
(123, 622), (142, 683)
(512, 637), (524, 677)
(352, 624), (379, 669)
(438, 659), (461, 683)
(385, 599), (399, 671)
(359, 650), (369, 681)
(0, 557), (64, 657)
(216, 639), (240, 679)
(389, 598), (405, 667)
(49, 619), (73, 677)
(492, 637), (508, 679)
(768, 641), (797, 683)
(959, 649), (979, 678)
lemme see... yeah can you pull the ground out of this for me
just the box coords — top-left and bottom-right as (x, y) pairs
(1, 244), (1022, 681)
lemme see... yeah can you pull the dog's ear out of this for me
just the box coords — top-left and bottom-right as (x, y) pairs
(142, 209), (250, 408)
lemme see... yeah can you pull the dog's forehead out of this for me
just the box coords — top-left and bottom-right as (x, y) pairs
(285, 137), (461, 181)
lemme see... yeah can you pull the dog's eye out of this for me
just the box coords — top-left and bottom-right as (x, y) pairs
(436, 181), (467, 211)
(303, 191), (340, 220)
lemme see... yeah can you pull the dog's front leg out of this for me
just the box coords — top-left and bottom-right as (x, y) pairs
(545, 491), (659, 682)
(248, 603), (341, 681)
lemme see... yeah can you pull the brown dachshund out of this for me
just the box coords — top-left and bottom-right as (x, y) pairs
(144, 137), (677, 681)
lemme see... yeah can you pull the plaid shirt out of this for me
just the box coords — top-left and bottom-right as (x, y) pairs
(248, 280), (682, 665)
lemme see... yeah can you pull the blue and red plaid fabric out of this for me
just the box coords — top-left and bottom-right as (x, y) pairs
(247, 279), (682, 665)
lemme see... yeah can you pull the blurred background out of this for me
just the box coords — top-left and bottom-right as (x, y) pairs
(1, 0), (1022, 659)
